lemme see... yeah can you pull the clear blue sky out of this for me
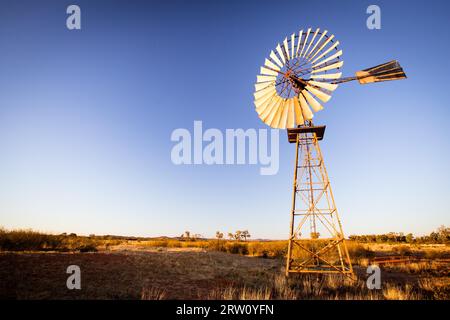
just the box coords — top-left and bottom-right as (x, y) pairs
(0, 0), (449, 238)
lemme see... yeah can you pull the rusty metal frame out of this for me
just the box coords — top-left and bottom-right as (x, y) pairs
(286, 125), (353, 277)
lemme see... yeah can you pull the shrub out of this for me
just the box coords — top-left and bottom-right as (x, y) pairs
(0, 228), (100, 252)
(393, 245), (412, 256)
(247, 241), (286, 258)
(346, 241), (374, 259)
(224, 242), (248, 255)
(79, 244), (98, 252)
(0, 229), (62, 251)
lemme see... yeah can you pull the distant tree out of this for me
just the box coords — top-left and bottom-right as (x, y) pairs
(241, 230), (251, 241)
(429, 232), (439, 243)
(192, 234), (202, 241)
(215, 231), (224, 249)
(437, 225), (450, 243)
(235, 230), (242, 241)
(184, 231), (190, 239)
(228, 232), (234, 240)
(405, 233), (414, 243)
(345, 228), (448, 244)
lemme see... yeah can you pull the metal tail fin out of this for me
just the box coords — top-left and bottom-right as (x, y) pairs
(355, 60), (407, 84)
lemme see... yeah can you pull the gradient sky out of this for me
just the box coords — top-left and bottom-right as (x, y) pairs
(0, 0), (449, 239)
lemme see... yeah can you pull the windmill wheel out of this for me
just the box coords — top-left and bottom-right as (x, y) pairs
(254, 28), (343, 129)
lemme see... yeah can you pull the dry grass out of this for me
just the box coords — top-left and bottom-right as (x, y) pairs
(207, 286), (273, 300)
(387, 262), (433, 274)
(382, 283), (419, 300)
(200, 272), (438, 300)
(1, 228), (449, 300)
(1, 248), (448, 300)
(141, 287), (167, 300)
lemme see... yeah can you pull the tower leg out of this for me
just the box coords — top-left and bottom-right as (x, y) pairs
(286, 131), (353, 276)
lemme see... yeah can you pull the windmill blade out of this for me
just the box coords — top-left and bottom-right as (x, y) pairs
(260, 97), (280, 124)
(299, 28), (311, 57)
(303, 28), (319, 57)
(264, 58), (280, 71)
(269, 100), (285, 127)
(310, 72), (342, 80)
(302, 90), (324, 112)
(256, 94), (274, 115)
(308, 80), (338, 91)
(254, 88), (276, 108)
(295, 30), (304, 57)
(276, 44), (286, 64)
(269, 50), (284, 68)
(306, 30), (327, 59)
(287, 99), (296, 128)
(256, 75), (277, 83)
(291, 33), (295, 59)
(260, 66), (279, 76)
(261, 97), (281, 121)
(254, 91), (276, 110)
(255, 81), (272, 92)
(258, 96), (279, 117)
(278, 101), (290, 128)
(293, 97), (304, 125)
(312, 50), (342, 68)
(253, 94), (277, 112)
(312, 61), (344, 74)
(254, 84), (276, 100)
(283, 37), (290, 60)
(355, 60), (407, 84)
(309, 35), (334, 62)
(254, 90), (275, 104)
(311, 40), (339, 65)
(298, 94), (314, 120)
(305, 85), (331, 103)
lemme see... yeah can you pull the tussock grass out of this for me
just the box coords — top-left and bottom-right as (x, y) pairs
(200, 272), (434, 300)
(141, 287), (166, 300)
(207, 286), (273, 300)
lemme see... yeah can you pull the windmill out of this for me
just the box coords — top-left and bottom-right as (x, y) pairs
(253, 27), (406, 276)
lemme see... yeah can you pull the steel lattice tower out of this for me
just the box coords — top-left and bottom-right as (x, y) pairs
(285, 124), (353, 276)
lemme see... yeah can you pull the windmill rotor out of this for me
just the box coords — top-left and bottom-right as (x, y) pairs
(254, 27), (407, 129)
(254, 28), (343, 129)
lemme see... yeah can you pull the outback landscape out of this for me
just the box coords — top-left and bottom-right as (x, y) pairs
(0, 227), (449, 300)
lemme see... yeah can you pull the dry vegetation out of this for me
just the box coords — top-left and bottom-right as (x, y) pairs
(0, 228), (449, 300)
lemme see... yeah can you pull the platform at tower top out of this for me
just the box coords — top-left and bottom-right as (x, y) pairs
(287, 125), (326, 143)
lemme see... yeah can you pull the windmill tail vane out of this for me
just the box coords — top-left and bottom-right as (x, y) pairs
(333, 60), (407, 84)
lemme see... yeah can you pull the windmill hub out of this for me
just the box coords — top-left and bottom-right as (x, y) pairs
(288, 75), (307, 92)
(252, 27), (406, 277)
